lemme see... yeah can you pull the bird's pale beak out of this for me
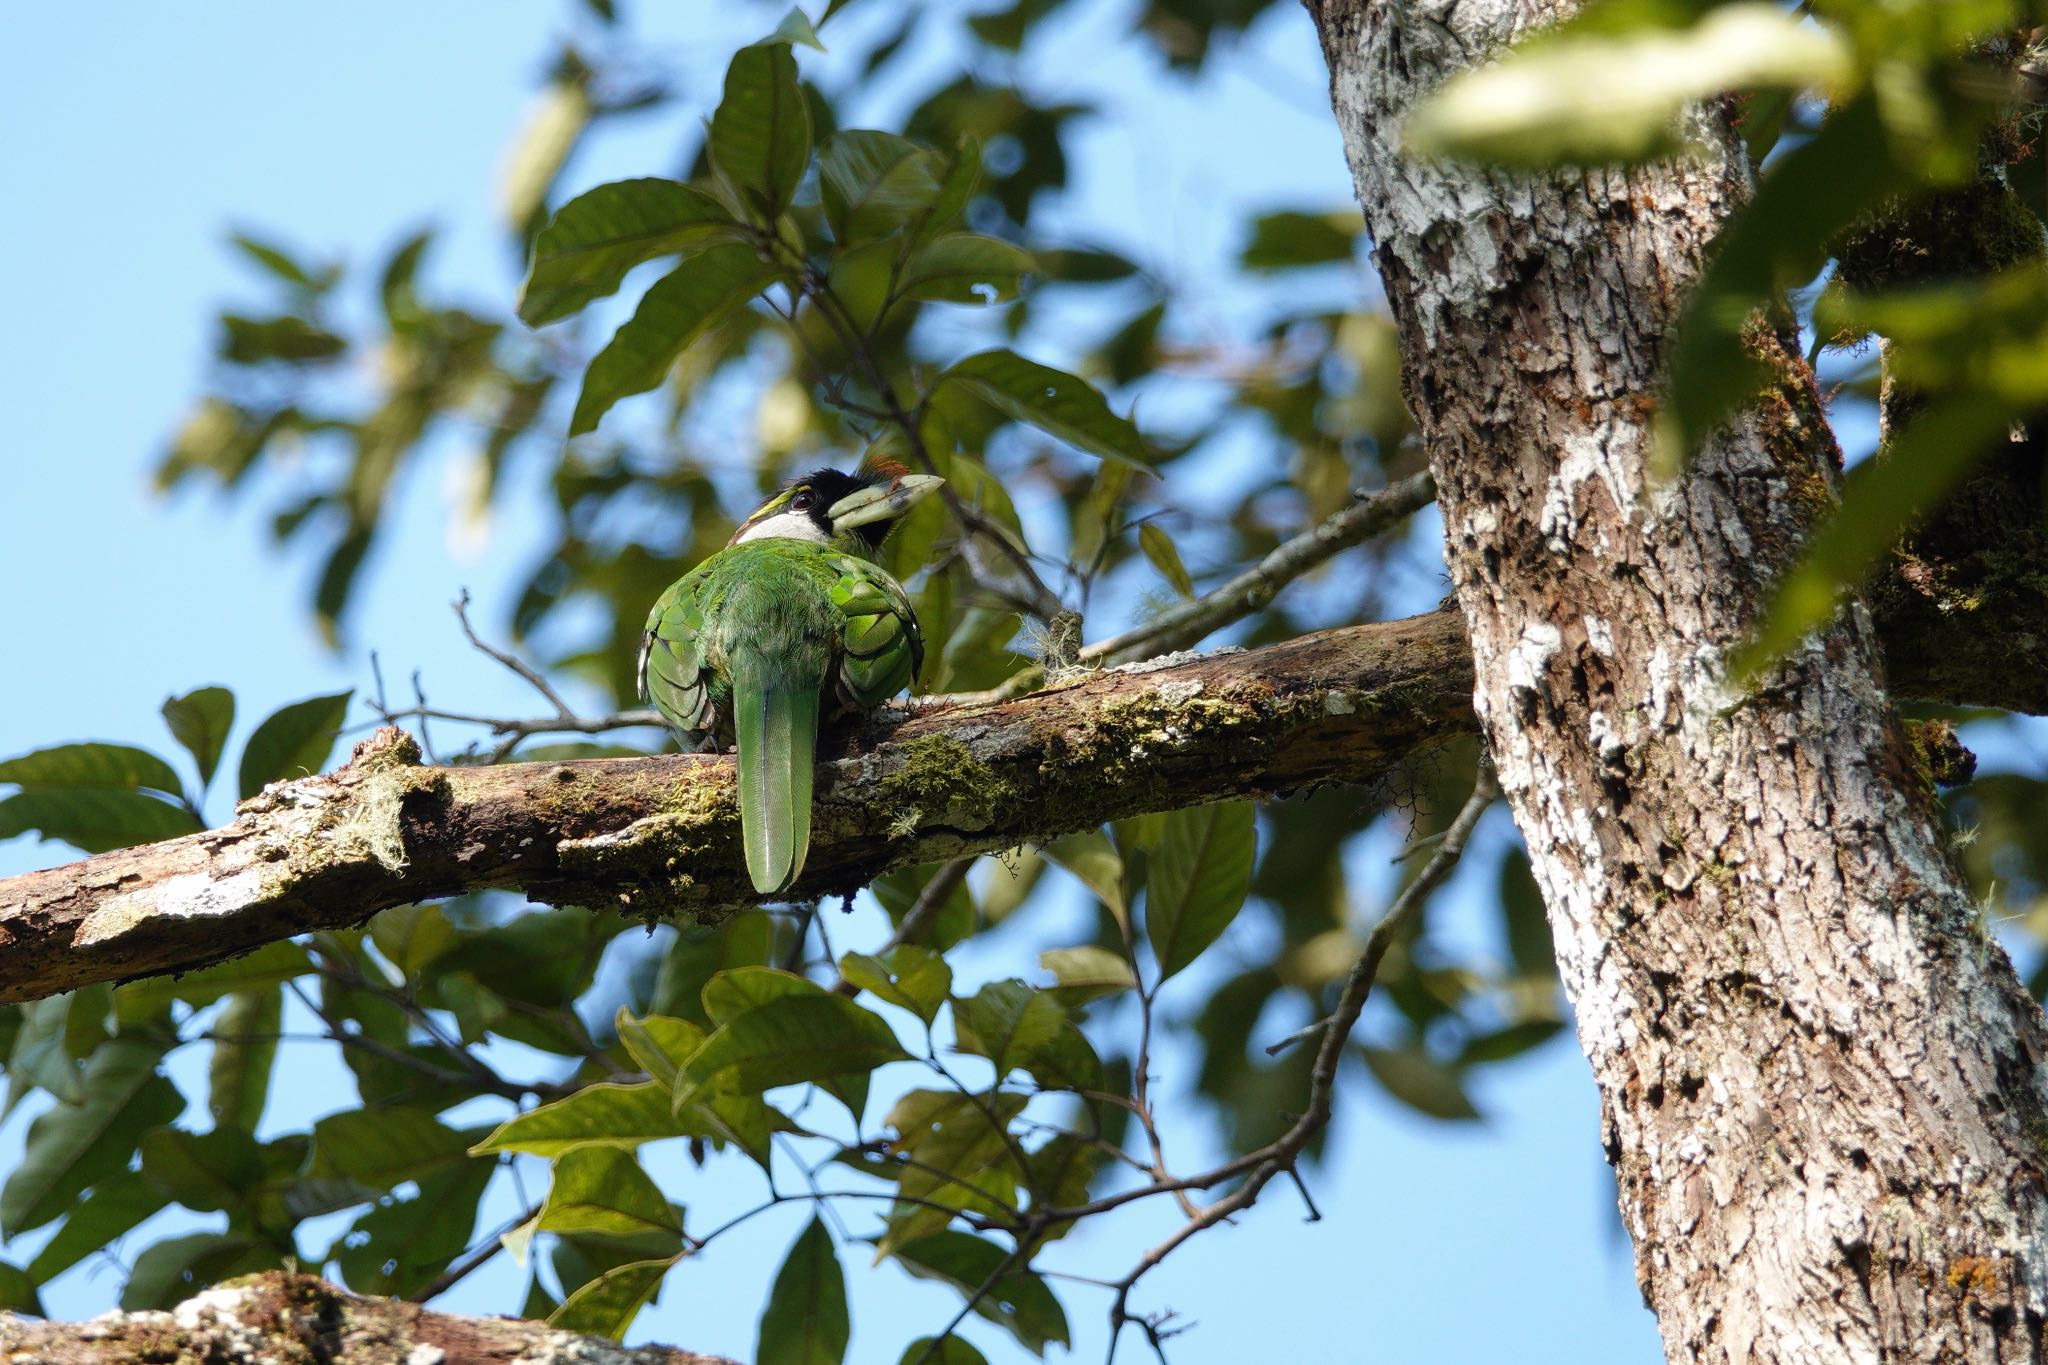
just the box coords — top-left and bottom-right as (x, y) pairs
(828, 473), (944, 532)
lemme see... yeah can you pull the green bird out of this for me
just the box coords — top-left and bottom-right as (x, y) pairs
(639, 464), (943, 896)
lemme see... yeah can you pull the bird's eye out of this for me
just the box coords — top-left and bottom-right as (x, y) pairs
(791, 489), (815, 511)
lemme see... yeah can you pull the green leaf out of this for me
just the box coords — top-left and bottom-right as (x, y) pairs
(711, 42), (811, 223)
(161, 687), (235, 790)
(120, 1232), (270, 1311)
(208, 988), (280, 1130)
(1407, 3), (1849, 165)
(1459, 1018), (1566, 1065)
(900, 1337), (989, 1364)
(570, 245), (780, 435)
(0, 789), (201, 853)
(472, 1081), (690, 1157)
(872, 863), (979, 950)
(28, 1169), (166, 1281)
(118, 941), (313, 1010)
(898, 233), (1033, 304)
(838, 947), (952, 1025)
(818, 130), (946, 242)
(1042, 829), (1125, 919)
(548, 1255), (676, 1339)
(310, 1107), (474, 1191)
(140, 1126), (263, 1214)
(676, 993), (908, 1119)
(0, 741), (185, 796)
(1146, 801), (1256, 981)
(1138, 522), (1193, 597)
(953, 980), (1101, 1091)
(880, 1091), (1028, 1255)
(892, 1231), (1070, 1355)
(237, 689), (352, 798)
(942, 349), (1150, 468)
(1240, 208), (1360, 271)
(1, 1040), (183, 1236)
(615, 1009), (707, 1092)
(7, 995), (83, 1112)
(758, 1216), (849, 1365)
(1038, 945), (1136, 1003)
(701, 965), (822, 1026)
(519, 179), (744, 326)
(539, 1146), (682, 1240)
(1359, 1044), (1481, 1121)
(369, 904), (457, 978)
(336, 1158), (494, 1297)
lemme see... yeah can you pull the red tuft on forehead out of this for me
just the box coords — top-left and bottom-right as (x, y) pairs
(858, 455), (910, 481)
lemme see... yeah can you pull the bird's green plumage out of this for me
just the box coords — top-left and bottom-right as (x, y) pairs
(639, 478), (928, 895)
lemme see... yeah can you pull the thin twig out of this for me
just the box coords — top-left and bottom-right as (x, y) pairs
(832, 857), (975, 996)
(412, 1198), (540, 1303)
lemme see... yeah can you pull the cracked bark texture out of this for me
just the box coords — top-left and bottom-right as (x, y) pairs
(0, 1271), (735, 1364)
(1308, 2), (2048, 1362)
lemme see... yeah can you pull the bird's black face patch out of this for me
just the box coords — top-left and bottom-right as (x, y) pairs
(789, 467), (891, 550)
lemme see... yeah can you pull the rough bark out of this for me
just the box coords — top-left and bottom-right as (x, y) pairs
(0, 1271), (734, 1364)
(0, 614), (1472, 1004)
(1308, 2), (2048, 1363)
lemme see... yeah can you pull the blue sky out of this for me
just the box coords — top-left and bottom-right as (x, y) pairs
(0, 2), (1663, 1360)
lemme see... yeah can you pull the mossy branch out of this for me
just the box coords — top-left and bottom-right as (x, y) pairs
(0, 614), (1474, 1005)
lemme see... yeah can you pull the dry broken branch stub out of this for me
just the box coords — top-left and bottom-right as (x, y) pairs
(0, 613), (1472, 1004)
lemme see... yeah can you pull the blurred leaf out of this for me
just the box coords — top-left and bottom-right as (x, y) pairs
(1359, 1044), (1481, 1121)
(370, 904), (458, 979)
(0, 1262), (39, 1318)
(1240, 209), (1359, 271)
(118, 941), (313, 1011)
(900, 1338), (988, 1365)
(943, 349), (1150, 468)
(539, 1146), (682, 1240)
(519, 179), (743, 326)
(953, 980), (1100, 1089)
(228, 230), (322, 288)
(1736, 394), (2012, 680)
(472, 1081), (694, 1157)
(1043, 829), (1125, 919)
(121, 1232), (270, 1311)
(218, 313), (348, 365)
(1, 1041), (182, 1236)
(819, 130), (946, 242)
(899, 233), (1034, 303)
(892, 1231), (1070, 1355)
(208, 988), (280, 1130)
(1138, 522), (1193, 597)
(676, 993), (908, 1120)
(501, 77), (592, 235)
(140, 1126), (263, 1215)
(161, 686), (235, 791)
(28, 1169), (166, 1281)
(1498, 847), (1557, 978)
(758, 1216), (848, 1365)
(549, 1255), (675, 1339)
(1039, 945), (1136, 1003)
(310, 1107), (474, 1191)
(1146, 801), (1256, 981)
(569, 245), (780, 435)
(712, 42), (812, 223)
(237, 689), (352, 798)
(770, 7), (827, 50)
(6, 996), (83, 1113)
(1459, 1018), (1565, 1065)
(839, 947), (952, 1025)
(873, 863), (979, 950)
(1408, 3), (1849, 165)
(336, 1158), (493, 1297)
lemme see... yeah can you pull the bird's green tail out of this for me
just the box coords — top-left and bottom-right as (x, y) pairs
(733, 675), (820, 895)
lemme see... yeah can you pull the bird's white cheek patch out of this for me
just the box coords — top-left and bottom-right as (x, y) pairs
(735, 511), (831, 545)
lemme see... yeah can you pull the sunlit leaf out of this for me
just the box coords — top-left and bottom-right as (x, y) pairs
(1359, 1044), (1481, 1120)
(569, 245), (780, 436)
(1240, 208), (1360, 271)
(1138, 522), (1193, 597)
(1146, 801), (1256, 981)
(237, 689), (352, 798)
(472, 1081), (691, 1157)
(615, 1008), (707, 1092)
(0, 742), (185, 797)
(519, 179), (744, 326)
(899, 233), (1034, 304)
(879, 1090), (1027, 1254)
(712, 42), (812, 223)
(538, 1146), (682, 1240)
(0, 789), (201, 853)
(161, 686), (234, 791)
(1038, 945), (1136, 1003)
(676, 993), (908, 1120)
(758, 1216), (849, 1365)
(548, 1254), (676, 1339)
(838, 946), (952, 1025)
(1042, 829), (1125, 919)
(310, 1107), (474, 1191)
(952, 981), (1099, 1090)
(942, 349), (1151, 468)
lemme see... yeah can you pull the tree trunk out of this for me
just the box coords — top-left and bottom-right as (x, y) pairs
(1307, 2), (2048, 1361)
